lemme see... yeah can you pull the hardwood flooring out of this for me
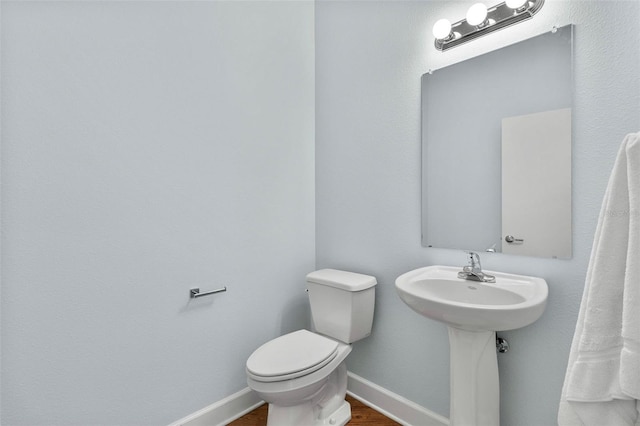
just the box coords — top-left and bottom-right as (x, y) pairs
(227, 395), (401, 426)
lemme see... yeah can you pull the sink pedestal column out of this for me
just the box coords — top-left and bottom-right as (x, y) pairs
(447, 327), (499, 426)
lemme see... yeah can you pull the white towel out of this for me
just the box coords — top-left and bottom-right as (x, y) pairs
(558, 132), (640, 425)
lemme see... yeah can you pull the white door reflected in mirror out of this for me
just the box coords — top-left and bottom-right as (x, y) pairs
(501, 107), (572, 259)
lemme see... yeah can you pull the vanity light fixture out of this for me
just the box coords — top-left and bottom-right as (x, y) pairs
(433, 0), (544, 51)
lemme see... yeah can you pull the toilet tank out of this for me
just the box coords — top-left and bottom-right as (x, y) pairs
(306, 269), (377, 344)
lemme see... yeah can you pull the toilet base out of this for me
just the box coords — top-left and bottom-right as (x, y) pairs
(267, 399), (351, 426)
(324, 400), (351, 426)
(262, 361), (351, 426)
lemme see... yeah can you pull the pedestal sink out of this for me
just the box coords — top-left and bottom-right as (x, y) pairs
(395, 265), (548, 426)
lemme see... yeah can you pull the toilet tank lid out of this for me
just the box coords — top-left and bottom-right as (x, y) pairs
(306, 269), (377, 291)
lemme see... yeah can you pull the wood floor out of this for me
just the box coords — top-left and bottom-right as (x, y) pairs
(227, 395), (401, 426)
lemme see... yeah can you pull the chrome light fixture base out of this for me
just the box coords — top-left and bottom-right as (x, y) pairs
(435, 0), (544, 51)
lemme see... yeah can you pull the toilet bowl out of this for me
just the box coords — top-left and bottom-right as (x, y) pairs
(247, 329), (352, 425)
(246, 269), (377, 426)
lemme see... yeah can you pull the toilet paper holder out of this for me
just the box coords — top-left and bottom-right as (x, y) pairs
(190, 287), (227, 298)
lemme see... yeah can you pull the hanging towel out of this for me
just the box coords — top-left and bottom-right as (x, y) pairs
(558, 132), (640, 425)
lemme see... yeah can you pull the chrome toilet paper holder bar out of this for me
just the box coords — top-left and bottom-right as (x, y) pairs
(190, 287), (227, 298)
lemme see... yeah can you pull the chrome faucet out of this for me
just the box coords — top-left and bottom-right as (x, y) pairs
(458, 251), (496, 283)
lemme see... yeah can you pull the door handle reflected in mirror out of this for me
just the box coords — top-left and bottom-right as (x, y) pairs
(505, 235), (524, 244)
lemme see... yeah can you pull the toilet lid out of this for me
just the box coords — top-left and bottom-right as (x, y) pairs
(246, 330), (339, 382)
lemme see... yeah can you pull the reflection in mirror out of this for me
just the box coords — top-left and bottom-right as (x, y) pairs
(421, 25), (573, 259)
(502, 108), (571, 258)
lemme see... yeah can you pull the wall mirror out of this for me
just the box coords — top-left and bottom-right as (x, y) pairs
(421, 25), (573, 259)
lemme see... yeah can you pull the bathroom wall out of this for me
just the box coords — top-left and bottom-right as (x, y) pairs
(0, 1), (314, 424)
(316, 0), (640, 425)
(2, 0), (639, 424)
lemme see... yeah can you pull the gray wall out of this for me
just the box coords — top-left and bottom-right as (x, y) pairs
(1, 1), (315, 424)
(316, 1), (639, 425)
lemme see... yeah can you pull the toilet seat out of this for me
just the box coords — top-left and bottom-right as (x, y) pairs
(246, 330), (339, 382)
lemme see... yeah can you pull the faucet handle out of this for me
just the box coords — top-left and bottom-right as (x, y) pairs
(460, 251), (496, 283)
(466, 251), (481, 271)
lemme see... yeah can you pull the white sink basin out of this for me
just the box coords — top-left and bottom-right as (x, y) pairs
(395, 265), (548, 331)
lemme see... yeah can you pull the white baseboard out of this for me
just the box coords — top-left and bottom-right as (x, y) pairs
(168, 387), (264, 426)
(347, 371), (449, 426)
(169, 372), (449, 426)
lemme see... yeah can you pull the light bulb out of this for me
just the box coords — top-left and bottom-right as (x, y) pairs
(432, 18), (453, 40)
(466, 3), (488, 26)
(505, 0), (528, 9)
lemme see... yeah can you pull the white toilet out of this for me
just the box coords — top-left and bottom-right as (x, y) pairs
(246, 269), (377, 426)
